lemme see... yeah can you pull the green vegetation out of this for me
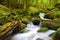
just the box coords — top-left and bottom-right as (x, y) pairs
(55, 11), (60, 18)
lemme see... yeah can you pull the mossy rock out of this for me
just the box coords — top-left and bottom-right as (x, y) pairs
(28, 7), (40, 17)
(37, 27), (48, 32)
(54, 28), (60, 40)
(28, 7), (39, 13)
(42, 21), (60, 30)
(21, 17), (30, 25)
(0, 5), (10, 15)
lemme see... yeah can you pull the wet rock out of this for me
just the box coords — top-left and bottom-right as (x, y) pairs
(42, 21), (60, 30)
(32, 20), (40, 25)
(37, 27), (48, 32)
(32, 17), (41, 25)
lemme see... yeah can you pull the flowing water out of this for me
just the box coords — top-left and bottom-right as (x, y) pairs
(11, 13), (55, 40)
(39, 13), (51, 20)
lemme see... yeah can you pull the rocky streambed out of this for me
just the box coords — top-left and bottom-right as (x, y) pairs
(10, 12), (60, 40)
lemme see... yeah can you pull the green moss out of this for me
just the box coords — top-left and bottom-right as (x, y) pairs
(55, 11), (60, 18)
(28, 7), (39, 13)
(22, 17), (30, 25)
(37, 27), (48, 32)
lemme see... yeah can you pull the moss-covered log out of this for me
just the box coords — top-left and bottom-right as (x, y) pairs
(0, 21), (18, 38)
